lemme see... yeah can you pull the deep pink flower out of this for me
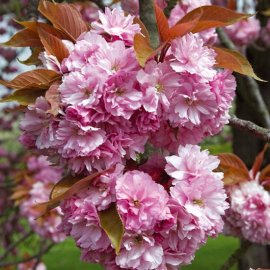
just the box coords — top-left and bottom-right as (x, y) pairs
(116, 170), (170, 232)
(20, 97), (58, 149)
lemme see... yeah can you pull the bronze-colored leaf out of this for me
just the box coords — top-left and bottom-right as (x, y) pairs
(38, 27), (69, 62)
(38, 0), (89, 42)
(251, 144), (268, 178)
(1, 28), (42, 47)
(217, 153), (250, 185)
(0, 69), (60, 90)
(213, 47), (265, 81)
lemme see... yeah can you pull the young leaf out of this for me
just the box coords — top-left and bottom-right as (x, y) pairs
(35, 168), (113, 215)
(154, 4), (170, 41)
(18, 48), (43, 66)
(38, 27), (69, 62)
(227, 0), (237, 10)
(1, 28), (42, 47)
(217, 153), (250, 185)
(213, 47), (265, 81)
(45, 81), (61, 116)
(133, 17), (151, 43)
(0, 69), (60, 90)
(169, 10), (202, 40)
(134, 34), (154, 67)
(38, 0), (89, 42)
(259, 164), (270, 190)
(98, 204), (124, 254)
(180, 5), (251, 33)
(251, 144), (268, 178)
(1, 88), (46, 105)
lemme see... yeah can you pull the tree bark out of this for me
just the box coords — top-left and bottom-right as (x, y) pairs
(233, 1), (270, 267)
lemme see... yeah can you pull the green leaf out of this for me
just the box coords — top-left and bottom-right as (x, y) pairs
(99, 204), (124, 254)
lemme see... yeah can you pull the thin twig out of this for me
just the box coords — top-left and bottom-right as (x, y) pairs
(0, 243), (54, 268)
(217, 28), (270, 129)
(139, 0), (159, 48)
(220, 240), (251, 270)
(0, 231), (33, 261)
(228, 115), (270, 142)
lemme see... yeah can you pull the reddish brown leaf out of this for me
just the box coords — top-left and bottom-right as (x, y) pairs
(227, 0), (237, 10)
(34, 168), (113, 216)
(18, 48), (43, 66)
(0, 69), (60, 90)
(15, 20), (66, 39)
(1, 28), (42, 47)
(251, 144), (269, 178)
(213, 47), (265, 81)
(260, 164), (270, 183)
(38, 0), (89, 42)
(38, 27), (69, 62)
(169, 9), (203, 40)
(217, 153), (250, 185)
(180, 5), (251, 33)
(45, 81), (61, 116)
(154, 4), (170, 41)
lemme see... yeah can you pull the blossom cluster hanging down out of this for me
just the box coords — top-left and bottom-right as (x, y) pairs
(0, 0), (257, 269)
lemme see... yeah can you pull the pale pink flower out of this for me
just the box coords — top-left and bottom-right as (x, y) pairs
(116, 170), (170, 232)
(18, 261), (47, 270)
(91, 8), (141, 46)
(103, 73), (142, 119)
(20, 97), (58, 149)
(170, 34), (217, 80)
(60, 70), (103, 107)
(165, 144), (221, 183)
(168, 73), (217, 126)
(116, 234), (164, 270)
(225, 180), (270, 244)
(137, 60), (180, 114)
(170, 175), (228, 235)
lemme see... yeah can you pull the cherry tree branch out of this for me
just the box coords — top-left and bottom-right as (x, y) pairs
(0, 243), (54, 268)
(228, 115), (270, 142)
(217, 28), (270, 129)
(139, 0), (159, 48)
(0, 231), (33, 261)
(220, 240), (251, 270)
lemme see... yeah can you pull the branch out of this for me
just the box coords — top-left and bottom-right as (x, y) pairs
(0, 243), (54, 268)
(220, 240), (251, 270)
(139, 0), (159, 48)
(217, 28), (270, 129)
(229, 115), (270, 142)
(0, 231), (33, 261)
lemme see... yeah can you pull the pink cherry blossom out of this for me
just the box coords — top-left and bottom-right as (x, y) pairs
(170, 34), (217, 80)
(116, 170), (171, 232)
(91, 8), (141, 46)
(20, 97), (58, 150)
(116, 234), (164, 270)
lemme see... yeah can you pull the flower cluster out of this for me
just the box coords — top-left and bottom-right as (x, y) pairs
(224, 173), (270, 244)
(60, 144), (228, 270)
(17, 155), (65, 243)
(20, 6), (236, 174)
